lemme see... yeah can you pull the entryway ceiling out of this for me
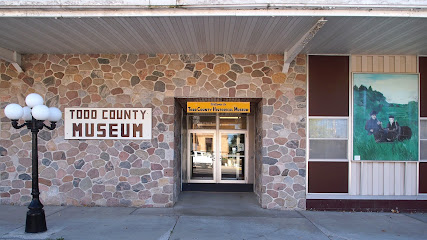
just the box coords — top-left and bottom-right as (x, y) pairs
(1, 16), (426, 55)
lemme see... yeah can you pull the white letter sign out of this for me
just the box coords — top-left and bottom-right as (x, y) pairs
(64, 108), (152, 140)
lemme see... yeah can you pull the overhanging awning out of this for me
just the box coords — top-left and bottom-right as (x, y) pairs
(0, 1), (426, 56)
(0, 16), (426, 55)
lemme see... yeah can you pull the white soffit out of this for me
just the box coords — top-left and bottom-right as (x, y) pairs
(303, 17), (427, 55)
(0, 16), (319, 54)
(0, 16), (426, 55)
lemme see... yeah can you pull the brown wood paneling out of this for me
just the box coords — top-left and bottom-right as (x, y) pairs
(420, 57), (427, 117)
(419, 162), (427, 193)
(307, 199), (427, 212)
(309, 56), (349, 116)
(308, 162), (348, 193)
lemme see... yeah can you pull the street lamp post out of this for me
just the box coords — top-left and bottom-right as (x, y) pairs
(4, 93), (62, 233)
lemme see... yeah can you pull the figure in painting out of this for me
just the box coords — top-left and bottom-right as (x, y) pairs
(365, 111), (412, 142)
(385, 115), (400, 142)
(365, 111), (385, 142)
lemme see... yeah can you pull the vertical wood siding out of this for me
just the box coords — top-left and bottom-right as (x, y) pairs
(350, 55), (418, 196)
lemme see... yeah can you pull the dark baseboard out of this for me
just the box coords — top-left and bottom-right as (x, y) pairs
(307, 199), (427, 212)
(182, 183), (253, 192)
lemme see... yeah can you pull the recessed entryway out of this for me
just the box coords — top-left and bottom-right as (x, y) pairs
(174, 192), (301, 217)
(176, 98), (261, 193)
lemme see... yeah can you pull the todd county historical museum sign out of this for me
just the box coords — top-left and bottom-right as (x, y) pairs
(187, 102), (250, 113)
(64, 108), (152, 139)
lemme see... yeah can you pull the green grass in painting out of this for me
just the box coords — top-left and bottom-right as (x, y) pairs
(353, 86), (418, 161)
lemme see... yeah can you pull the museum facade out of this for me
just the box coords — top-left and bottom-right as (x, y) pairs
(0, 1), (427, 211)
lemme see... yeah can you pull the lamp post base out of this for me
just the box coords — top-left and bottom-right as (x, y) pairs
(25, 209), (47, 233)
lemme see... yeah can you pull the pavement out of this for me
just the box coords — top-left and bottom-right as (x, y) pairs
(0, 192), (426, 240)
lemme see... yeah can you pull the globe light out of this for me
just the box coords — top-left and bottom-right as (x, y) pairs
(4, 103), (23, 120)
(25, 93), (44, 108)
(31, 105), (50, 120)
(22, 106), (32, 121)
(48, 107), (62, 122)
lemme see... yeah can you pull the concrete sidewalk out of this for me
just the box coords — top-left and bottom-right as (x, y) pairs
(0, 192), (426, 240)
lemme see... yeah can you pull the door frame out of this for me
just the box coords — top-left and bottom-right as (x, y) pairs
(186, 115), (249, 184)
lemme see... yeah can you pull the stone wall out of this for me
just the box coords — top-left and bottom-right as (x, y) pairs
(173, 101), (182, 202)
(0, 53), (306, 209)
(254, 100), (263, 200)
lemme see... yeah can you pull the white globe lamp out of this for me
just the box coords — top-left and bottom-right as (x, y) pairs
(31, 105), (50, 120)
(48, 107), (62, 122)
(25, 93), (44, 108)
(22, 106), (32, 121)
(4, 103), (24, 120)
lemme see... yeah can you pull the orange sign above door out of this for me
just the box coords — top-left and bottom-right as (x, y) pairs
(187, 102), (250, 113)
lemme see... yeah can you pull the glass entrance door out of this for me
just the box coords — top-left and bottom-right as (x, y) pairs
(219, 133), (246, 181)
(189, 132), (216, 182)
(186, 115), (248, 184)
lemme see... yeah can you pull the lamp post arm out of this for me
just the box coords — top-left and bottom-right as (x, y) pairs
(11, 120), (29, 129)
(43, 122), (56, 130)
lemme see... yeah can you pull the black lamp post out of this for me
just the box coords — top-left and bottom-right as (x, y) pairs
(4, 93), (62, 233)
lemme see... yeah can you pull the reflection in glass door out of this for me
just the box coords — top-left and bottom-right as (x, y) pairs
(190, 133), (215, 181)
(220, 133), (245, 181)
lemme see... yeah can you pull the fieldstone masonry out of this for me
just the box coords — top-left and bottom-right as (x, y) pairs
(0, 53), (307, 210)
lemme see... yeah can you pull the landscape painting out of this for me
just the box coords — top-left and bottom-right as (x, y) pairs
(353, 73), (418, 161)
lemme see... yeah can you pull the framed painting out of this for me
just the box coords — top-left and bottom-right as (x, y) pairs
(353, 73), (419, 161)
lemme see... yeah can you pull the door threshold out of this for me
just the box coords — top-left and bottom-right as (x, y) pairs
(182, 183), (253, 192)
